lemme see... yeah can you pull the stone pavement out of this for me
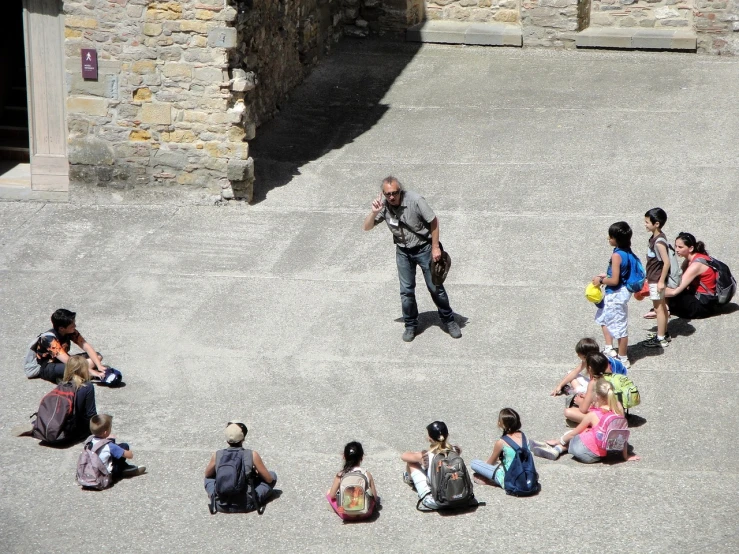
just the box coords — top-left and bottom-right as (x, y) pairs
(1, 40), (738, 553)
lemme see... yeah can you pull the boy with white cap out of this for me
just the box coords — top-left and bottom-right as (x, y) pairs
(204, 421), (277, 513)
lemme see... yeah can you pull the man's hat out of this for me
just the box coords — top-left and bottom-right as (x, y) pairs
(431, 249), (452, 286)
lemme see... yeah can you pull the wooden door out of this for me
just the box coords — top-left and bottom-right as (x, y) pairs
(23, 0), (68, 191)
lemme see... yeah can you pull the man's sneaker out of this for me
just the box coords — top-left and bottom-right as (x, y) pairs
(603, 348), (617, 358)
(642, 335), (669, 348)
(645, 331), (671, 342)
(402, 328), (416, 343)
(446, 321), (462, 339)
(530, 442), (560, 461)
(121, 465), (146, 478)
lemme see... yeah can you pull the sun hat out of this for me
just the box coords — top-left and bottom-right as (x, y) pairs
(585, 283), (604, 304)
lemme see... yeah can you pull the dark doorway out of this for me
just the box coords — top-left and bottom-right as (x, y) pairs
(0, 0), (30, 163)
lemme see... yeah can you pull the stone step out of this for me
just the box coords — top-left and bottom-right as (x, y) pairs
(576, 27), (697, 51)
(407, 20), (522, 47)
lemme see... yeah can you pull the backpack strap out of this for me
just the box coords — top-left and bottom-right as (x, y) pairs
(87, 436), (113, 453)
(242, 449), (265, 515)
(501, 435), (522, 452)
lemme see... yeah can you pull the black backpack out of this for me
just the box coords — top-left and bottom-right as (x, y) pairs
(31, 383), (77, 444)
(695, 257), (736, 305)
(211, 447), (264, 514)
(419, 450), (475, 511)
(501, 434), (541, 497)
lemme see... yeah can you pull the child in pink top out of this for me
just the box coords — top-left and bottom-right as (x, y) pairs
(531, 379), (640, 464)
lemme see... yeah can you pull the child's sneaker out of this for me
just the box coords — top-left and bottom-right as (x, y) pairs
(121, 464), (146, 477)
(603, 347), (617, 358)
(642, 335), (669, 348)
(645, 331), (671, 342)
(402, 471), (415, 490)
(530, 442), (560, 461)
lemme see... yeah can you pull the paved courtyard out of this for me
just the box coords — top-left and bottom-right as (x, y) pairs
(1, 40), (738, 553)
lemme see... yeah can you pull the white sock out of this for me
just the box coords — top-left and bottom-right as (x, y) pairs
(604, 344), (614, 352)
(618, 355), (628, 362)
(657, 335), (665, 341)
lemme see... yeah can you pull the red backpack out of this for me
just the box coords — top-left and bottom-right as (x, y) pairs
(31, 383), (76, 443)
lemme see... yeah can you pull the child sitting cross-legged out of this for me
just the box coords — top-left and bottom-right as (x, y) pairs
(532, 379), (640, 464)
(327, 441), (379, 521)
(87, 414), (145, 481)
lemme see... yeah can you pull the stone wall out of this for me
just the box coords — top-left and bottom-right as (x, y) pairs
(521, 0), (582, 47)
(590, 1), (692, 29)
(64, 0), (250, 202)
(232, 0), (344, 127)
(424, 0), (520, 23)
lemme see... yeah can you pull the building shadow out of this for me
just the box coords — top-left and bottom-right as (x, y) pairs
(249, 37), (422, 204)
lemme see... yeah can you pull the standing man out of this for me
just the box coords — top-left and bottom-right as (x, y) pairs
(363, 176), (461, 342)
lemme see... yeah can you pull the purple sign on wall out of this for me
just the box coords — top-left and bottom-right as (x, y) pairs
(81, 49), (98, 80)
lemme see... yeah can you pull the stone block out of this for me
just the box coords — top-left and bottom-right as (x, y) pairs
(163, 63), (192, 80)
(133, 87), (152, 101)
(161, 130), (197, 142)
(407, 20), (469, 43)
(65, 29), (83, 39)
(180, 21), (212, 34)
(66, 17), (98, 29)
(193, 67), (225, 82)
(132, 60), (157, 74)
(129, 129), (152, 141)
(493, 9), (519, 22)
(207, 27), (237, 48)
(227, 158), (254, 181)
(152, 149), (190, 170)
(69, 74), (107, 97)
(576, 27), (632, 48)
(146, 2), (183, 20)
(466, 22), (523, 45)
(67, 96), (107, 116)
(140, 103), (172, 124)
(68, 137), (114, 165)
(143, 23), (163, 36)
(671, 30), (698, 50)
(632, 29), (674, 48)
(196, 9), (214, 20)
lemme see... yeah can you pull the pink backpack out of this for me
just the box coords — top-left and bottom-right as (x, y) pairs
(76, 436), (113, 490)
(595, 412), (629, 453)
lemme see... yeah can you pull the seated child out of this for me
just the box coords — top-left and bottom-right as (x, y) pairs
(470, 408), (539, 495)
(531, 379), (639, 464)
(551, 338), (626, 397)
(564, 352), (624, 425)
(327, 441), (378, 520)
(88, 414), (145, 480)
(26, 309), (106, 383)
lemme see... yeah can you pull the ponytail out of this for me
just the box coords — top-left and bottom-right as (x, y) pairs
(677, 232), (708, 255)
(594, 378), (624, 416)
(342, 441), (364, 473)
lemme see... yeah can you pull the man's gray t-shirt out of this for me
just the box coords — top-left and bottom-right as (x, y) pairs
(374, 190), (436, 249)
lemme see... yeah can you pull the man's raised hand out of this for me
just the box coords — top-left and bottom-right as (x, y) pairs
(371, 192), (383, 214)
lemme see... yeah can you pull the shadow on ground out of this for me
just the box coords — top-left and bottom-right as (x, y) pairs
(393, 311), (469, 336)
(249, 38), (422, 204)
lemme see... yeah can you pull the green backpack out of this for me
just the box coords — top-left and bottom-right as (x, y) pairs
(604, 374), (641, 410)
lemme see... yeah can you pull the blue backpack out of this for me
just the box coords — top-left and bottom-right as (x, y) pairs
(623, 251), (646, 293)
(501, 434), (540, 497)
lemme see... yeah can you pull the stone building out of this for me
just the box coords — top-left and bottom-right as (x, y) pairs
(0, 0), (736, 203)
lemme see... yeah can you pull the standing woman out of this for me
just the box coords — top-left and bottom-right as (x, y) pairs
(665, 232), (719, 319)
